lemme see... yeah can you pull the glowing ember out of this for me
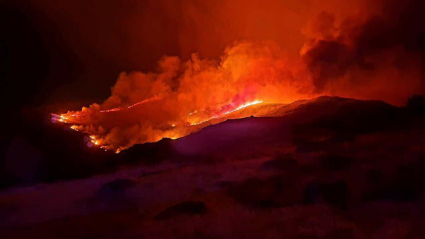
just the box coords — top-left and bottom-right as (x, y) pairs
(48, 0), (425, 155)
(70, 125), (79, 131)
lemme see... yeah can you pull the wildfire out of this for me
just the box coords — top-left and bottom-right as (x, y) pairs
(226, 100), (263, 114)
(100, 95), (161, 113)
(53, 96), (264, 153)
(70, 125), (79, 131)
(52, 95), (161, 122)
(188, 100), (263, 126)
(51, 41), (315, 153)
(47, 0), (425, 155)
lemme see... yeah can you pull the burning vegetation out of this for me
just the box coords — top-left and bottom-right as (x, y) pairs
(51, 42), (312, 152)
(52, 0), (425, 153)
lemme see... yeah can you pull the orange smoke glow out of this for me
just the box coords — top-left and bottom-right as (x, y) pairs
(53, 39), (424, 152)
(52, 41), (316, 152)
(51, 0), (425, 152)
(54, 98), (265, 153)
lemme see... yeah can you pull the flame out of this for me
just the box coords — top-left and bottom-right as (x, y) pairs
(53, 31), (424, 153)
(43, 0), (425, 154)
(100, 95), (161, 113)
(51, 41), (316, 152)
(227, 100), (263, 114)
(53, 43), (423, 153)
(188, 100), (263, 126)
(53, 98), (265, 153)
(70, 125), (79, 131)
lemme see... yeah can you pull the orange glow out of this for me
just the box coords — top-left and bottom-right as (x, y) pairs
(52, 0), (425, 153)
(53, 98), (266, 153)
(52, 41), (318, 153)
(100, 95), (161, 113)
(188, 100), (263, 126)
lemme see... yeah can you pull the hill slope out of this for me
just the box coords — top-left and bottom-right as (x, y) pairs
(2, 96), (425, 238)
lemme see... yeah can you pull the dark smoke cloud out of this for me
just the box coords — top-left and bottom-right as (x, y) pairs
(303, 0), (425, 104)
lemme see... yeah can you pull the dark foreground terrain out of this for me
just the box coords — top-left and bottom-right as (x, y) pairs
(1, 96), (425, 239)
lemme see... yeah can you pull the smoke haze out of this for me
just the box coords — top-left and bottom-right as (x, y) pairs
(5, 0), (424, 151)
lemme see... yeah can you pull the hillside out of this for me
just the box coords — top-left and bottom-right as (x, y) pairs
(1, 96), (425, 238)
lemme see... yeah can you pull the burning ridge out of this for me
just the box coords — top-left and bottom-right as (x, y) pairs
(51, 41), (317, 153)
(52, 96), (264, 153)
(51, 0), (425, 152)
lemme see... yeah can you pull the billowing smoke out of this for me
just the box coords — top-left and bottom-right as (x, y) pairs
(54, 42), (314, 152)
(52, 0), (425, 152)
(302, 0), (425, 104)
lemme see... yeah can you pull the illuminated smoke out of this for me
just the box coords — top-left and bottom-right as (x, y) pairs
(51, 0), (425, 152)
(53, 42), (314, 152)
(301, 0), (425, 104)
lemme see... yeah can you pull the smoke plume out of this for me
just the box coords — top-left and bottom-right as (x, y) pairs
(302, 0), (425, 103)
(52, 0), (425, 151)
